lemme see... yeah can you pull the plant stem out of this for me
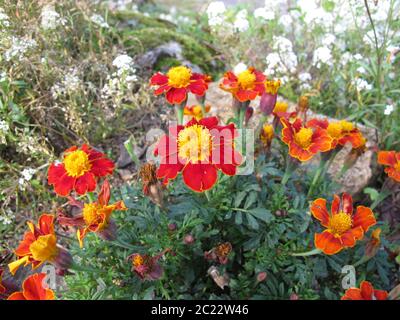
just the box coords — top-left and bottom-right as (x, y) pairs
(307, 160), (326, 198)
(205, 190), (211, 202)
(291, 248), (322, 257)
(175, 104), (184, 125)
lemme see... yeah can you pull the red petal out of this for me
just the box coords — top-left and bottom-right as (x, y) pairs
(7, 292), (26, 300)
(310, 198), (330, 227)
(54, 173), (75, 197)
(22, 273), (53, 300)
(74, 172), (96, 195)
(38, 214), (55, 235)
(360, 281), (374, 300)
(166, 88), (187, 104)
(314, 231), (343, 255)
(150, 73), (168, 86)
(352, 206), (376, 232)
(340, 226), (364, 247)
(199, 116), (219, 129)
(342, 193), (353, 215)
(156, 162), (184, 185)
(182, 163), (218, 192)
(341, 288), (363, 300)
(331, 194), (340, 215)
(90, 158), (115, 177)
(98, 180), (111, 206)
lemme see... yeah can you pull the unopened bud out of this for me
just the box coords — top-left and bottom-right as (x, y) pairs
(184, 234), (195, 245)
(257, 272), (267, 282)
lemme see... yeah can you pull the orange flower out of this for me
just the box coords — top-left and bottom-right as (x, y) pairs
(311, 193), (376, 255)
(220, 67), (266, 102)
(281, 117), (332, 161)
(378, 151), (400, 182)
(58, 180), (127, 248)
(150, 66), (209, 104)
(8, 214), (71, 275)
(307, 119), (365, 150)
(341, 281), (388, 300)
(7, 273), (55, 300)
(184, 104), (211, 120)
(154, 117), (242, 192)
(48, 144), (115, 197)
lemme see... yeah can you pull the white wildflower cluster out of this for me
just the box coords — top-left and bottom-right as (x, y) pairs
(298, 0), (334, 29)
(341, 52), (363, 67)
(101, 54), (138, 102)
(51, 68), (82, 99)
(0, 209), (13, 226)
(298, 72), (312, 91)
(253, 7), (275, 21)
(159, 7), (190, 24)
(206, 1), (226, 28)
(352, 78), (372, 91)
(384, 104), (395, 116)
(0, 8), (10, 27)
(313, 46), (333, 68)
(265, 36), (298, 76)
(3, 36), (37, 62)
(106, 0), (138, 11)
(16, 134), (50, 156)
(0, 119), (9, 145)
(90, 14), (109, 28)
(18, 168), (36, 190)
(0, 71), (6, 82)
(234, 9), (249, 32)
(41, 5), (66, 30)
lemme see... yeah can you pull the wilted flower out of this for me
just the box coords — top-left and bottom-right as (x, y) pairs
(139, 163), (164, 206)
(154, 117), (242, 192)
(341, 281), (388, 300)
(58, 180), (126, 247)
(208, 266), (229, 289)
(204, 242), (232, 264)
(281, 118), (332, 161)
(7, 273), (55, 300)
(8, 214), (72, 275)
(378, 151), (400, 182)
(150, 66), (209, 105)
(220, 67), (266, 102)
(365, 228), (381, 258)
(128, 249), (170, 281)
(311, 193), (376, 255)
(48, 144), (115, 196)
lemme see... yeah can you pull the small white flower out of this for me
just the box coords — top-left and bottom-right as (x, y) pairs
(234, 9), (249, 32)
(321, 33), (336, 47)
(4, 37), (37, 61)
(41, 5), (65, 30)
(299, 72), (312, 83)
(352, 78), (372, 91)
(313, 46), (332, 68)
(90, 14), (109, 28)
(0, 8), (10, 27)
(233, 62), (248, 75)
(207, 1), (226, 27)
(254, 7), (275, 21)
(356, 66), (366, 74)
(384, 104), (394, 115)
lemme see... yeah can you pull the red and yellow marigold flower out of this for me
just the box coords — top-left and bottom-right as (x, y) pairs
(281, 118), (332, 161)
(378, 151), (400, 182)
(311, 193), (376, 255)
(150, 66), (209, 105)
(154, 116), (242, 192)
(8, 214), (72, 275)
(58, 180), (127, 248)
(220, 67), (266, 102)
(341, 281), (388, 300)
(48, 144), (115, 197)
(307, 119), (365, 150)
(184, 104), (211, 120)
(7, 273), (55, 300)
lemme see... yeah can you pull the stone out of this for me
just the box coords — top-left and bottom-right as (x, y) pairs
(116, 142), (144, 168)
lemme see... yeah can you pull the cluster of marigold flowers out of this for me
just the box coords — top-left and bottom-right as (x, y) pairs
(2, 64), (399, 300)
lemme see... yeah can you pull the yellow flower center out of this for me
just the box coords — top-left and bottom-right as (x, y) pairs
(29, 234), (58, 262)
(133, 254), (144, 267)
(340, 120), (354, 132)
(63, 150), (92, 178)
(327, 122), (343, 138)
(178, 125), (211, 162)
(167, 66), (192, 88)
(294, 128), (313, 149)
(82, 203), (102, 226)
(237, 70), (256, 90)
(273, 101), (288, 113)
(329, 212), (352, 235)
(265, 79), (281, 94)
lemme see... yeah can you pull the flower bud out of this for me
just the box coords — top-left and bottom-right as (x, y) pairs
(259, 92), (277, 115)
(168, 223), (177, 232)
(245, 106), (254, 125)
(184, 234), (195, 245)
(256, 272), (267, 282)
(290, 293), (299, 300)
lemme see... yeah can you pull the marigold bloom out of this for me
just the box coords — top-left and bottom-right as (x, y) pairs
(8, 214), (71, 275)
(58, 180), (126, 248)
(150, 66), (209, 104)
(307, 119), (365, 150)
(260, 123), (274, 148)
(273, 101), (288, 114)
(265, 79), (281, 95)
(220, 67), (266, 102)
(48, 144), (114, 196)
(281, 118), (332, 161)
(128, 249), (170, 281)
(378, 151), (400, 182)
(154, 117), (242, 192)
(341, 281), (388, 300)
(311, 193), (376, 255)
(184, 104), (211, 120)
(7, 273), (55, 300)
